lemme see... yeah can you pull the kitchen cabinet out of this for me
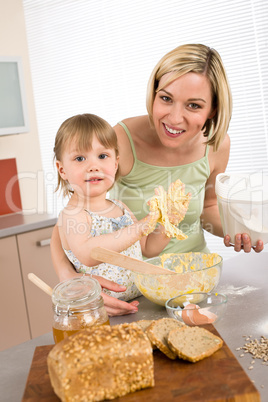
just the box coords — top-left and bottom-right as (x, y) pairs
(0, 226), (59, 351)
(17, 226), (59, 339)
(0, 236), (30, 350)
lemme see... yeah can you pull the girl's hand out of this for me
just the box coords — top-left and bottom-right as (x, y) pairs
(91, 275), (139, 316)
(224, 234), (264, 253)
(152, 181), (191, 226)
(166, 198), (187, 226)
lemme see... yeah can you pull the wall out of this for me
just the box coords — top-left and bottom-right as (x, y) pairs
(0, 0), (46, 214)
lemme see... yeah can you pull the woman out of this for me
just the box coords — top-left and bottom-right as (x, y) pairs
(111, 44), (263, 255)
(51, 44), (263, 316)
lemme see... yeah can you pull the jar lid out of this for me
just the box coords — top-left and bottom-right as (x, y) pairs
(52, 276), (102, 309)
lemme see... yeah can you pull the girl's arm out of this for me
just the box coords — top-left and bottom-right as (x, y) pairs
(126, 208), (170, 257)
(58, 207), (161, 268)
(140, 223), (170, 257)
(50, 225), (140, 316)
(201, 134), (263, 253)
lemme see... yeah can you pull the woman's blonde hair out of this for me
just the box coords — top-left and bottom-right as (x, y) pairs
(146, 44), (232, 151)
(54, 113), (120, 197)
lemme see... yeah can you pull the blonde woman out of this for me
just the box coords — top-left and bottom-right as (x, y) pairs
(111, 43), (263, 255)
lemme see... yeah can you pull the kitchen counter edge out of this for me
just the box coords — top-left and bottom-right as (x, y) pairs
(0, 212), (57, 238)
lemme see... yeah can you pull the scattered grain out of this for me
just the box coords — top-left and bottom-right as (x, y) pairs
(237, 335), (268, 363)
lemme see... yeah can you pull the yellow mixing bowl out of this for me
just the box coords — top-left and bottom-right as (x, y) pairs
(132, 252), (223, 306)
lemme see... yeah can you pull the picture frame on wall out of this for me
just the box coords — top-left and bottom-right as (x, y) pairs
(0, 56), (29, 136)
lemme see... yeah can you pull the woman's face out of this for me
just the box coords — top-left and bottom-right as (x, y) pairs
(152, 72), (215, 149)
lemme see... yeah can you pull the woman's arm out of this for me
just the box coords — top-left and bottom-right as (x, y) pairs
(201, 135), (230, 237)
(201, 134), (263, 252)
(91, 275), (139, 316)
(50, 225), (78, 282)
(102, 293), (139, 316)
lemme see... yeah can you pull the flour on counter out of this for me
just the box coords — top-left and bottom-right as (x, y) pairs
(138, 312), (167, 320)
(216, 284), (259, 296)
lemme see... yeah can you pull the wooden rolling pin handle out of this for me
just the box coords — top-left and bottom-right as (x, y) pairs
(28, 273), (53, 297)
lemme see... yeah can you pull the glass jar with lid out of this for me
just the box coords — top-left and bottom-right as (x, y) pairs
(52, 276), (109, 343)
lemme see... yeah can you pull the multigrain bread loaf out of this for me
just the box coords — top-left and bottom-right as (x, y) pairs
(146, 317), (185, 359)
(47, 323), (154, 401)
(167, 326), (223, 362)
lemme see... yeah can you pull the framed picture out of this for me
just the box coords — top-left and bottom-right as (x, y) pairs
(0, 56), (29, 136)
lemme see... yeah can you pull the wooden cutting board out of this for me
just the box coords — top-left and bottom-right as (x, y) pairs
(22, 325), (260, 401)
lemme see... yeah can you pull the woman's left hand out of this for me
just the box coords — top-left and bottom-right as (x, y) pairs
(224, 233), (264, 253)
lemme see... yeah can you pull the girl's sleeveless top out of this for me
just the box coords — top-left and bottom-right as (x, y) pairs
(64, 199), (142, 301)
(109, 121), (211, 254)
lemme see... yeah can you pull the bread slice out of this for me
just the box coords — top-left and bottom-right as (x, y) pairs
(135, 320), (156, 348)
(146, 317), (185, 359)
(47, 323), (154, 401)
(167, 326), (223, 362)
(136, 319), (155, 332)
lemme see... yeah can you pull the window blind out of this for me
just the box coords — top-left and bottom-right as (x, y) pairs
(23, 0), (268, 258)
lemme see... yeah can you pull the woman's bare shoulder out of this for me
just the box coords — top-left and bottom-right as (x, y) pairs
(114, 115), (149, 136)
(113, 115), (150, 175)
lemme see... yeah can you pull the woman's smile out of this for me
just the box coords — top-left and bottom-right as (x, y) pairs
(163, 123), (185, 137)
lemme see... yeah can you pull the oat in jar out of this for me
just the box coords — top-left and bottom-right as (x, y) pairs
(52, 276), (109, 343)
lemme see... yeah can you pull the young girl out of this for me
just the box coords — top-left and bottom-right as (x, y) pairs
(54, 113), (171, 301)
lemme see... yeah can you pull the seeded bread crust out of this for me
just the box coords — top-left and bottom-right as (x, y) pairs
(47, 323), (154, 401)
(146, 318), (185, 359)
(167, 326), (223, 362)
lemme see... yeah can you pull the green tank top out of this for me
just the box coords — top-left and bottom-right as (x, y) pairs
(110, 121), (211, 254)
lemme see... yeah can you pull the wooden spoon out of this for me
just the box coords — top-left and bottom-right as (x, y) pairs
(91, 247), (176, 275)
(28, 273), (53, 296)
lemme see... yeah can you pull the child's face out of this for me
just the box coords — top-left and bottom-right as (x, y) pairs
(56, 135), (119, 199)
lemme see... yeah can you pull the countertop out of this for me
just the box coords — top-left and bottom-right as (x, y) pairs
(0, 252), (267, 401)
(0, 212), (57, 239)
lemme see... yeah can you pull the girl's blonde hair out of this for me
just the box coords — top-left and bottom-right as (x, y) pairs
(54, 113), (120, 197)
(146, 44), (232, 151)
